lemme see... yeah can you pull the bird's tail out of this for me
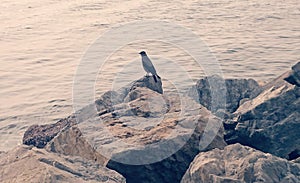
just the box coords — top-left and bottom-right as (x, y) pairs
(153, 75), (160, 83)
(153, 75), (157, 82)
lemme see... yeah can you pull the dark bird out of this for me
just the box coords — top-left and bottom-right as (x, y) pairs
(139, 51), (160, 82)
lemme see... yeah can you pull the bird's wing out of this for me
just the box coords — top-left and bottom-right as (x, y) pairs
(143, 56), (157, 74)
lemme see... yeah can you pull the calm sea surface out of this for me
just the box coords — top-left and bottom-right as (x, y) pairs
(0, 0), (299, 151)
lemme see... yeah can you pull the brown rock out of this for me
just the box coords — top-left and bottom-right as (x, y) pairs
(78, 86), (226, 183)
(94, 75), (163, 116)
(0, 145), (125, 183)
(22, 75), (225, 183)
(46, 126), (107, 165)
(181, 143), (300, 183)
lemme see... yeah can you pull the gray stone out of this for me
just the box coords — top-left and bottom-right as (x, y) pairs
(225, 63), (300, 160)
(284, 62), (300, 86)
(193, 75), (261, 113)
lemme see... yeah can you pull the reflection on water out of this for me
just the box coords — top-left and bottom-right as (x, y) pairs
(0, 0), (299, 151)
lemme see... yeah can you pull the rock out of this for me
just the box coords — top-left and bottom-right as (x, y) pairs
(225, 64), (300, 160)
(289, 149), (300, 161)
(46, 126), (107, 165)
(284, 62), (300, 86)
(22, 75), (225, 183)
(0, 145), (125, 183)
(130, 75), (163, 94)
(78, 87), (226, 183)
(123, 87), (168, 117)
(23, 76), (163, 149)
(181, 143), (300, 183)
(95, 90), (125, 112)
(193, 75), (261, 113)
(95, 75), (163, 115)
(293, 157), (300, 164)
(22, 116), (76, 148)
(19, 62), (300, 182)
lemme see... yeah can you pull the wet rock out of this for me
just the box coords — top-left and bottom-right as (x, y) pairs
(193, 75), (261, 113)
(0, 145), (125, 183)
(22, 116), (76, 148)
(226, 63), (300, 160)
(181, 143), (300, 183)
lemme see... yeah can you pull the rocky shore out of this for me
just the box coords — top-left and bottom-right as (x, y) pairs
(0, 62), (299, 183)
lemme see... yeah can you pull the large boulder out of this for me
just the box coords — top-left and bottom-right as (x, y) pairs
(94, 76), (163, 114)
(22, 76), (226, 183)
(225, 63), (300, 160)
(181, 143), (300, 183)
(23, 76), (163, 149)
(0, 145), (125, 183)
(193, 75), (261, 113)
(78, 85), (226, 183)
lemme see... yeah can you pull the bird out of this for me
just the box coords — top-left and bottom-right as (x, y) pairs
(139, 51), (160, 82)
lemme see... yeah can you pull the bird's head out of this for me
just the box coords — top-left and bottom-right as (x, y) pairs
(139, 51), (147, 56)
